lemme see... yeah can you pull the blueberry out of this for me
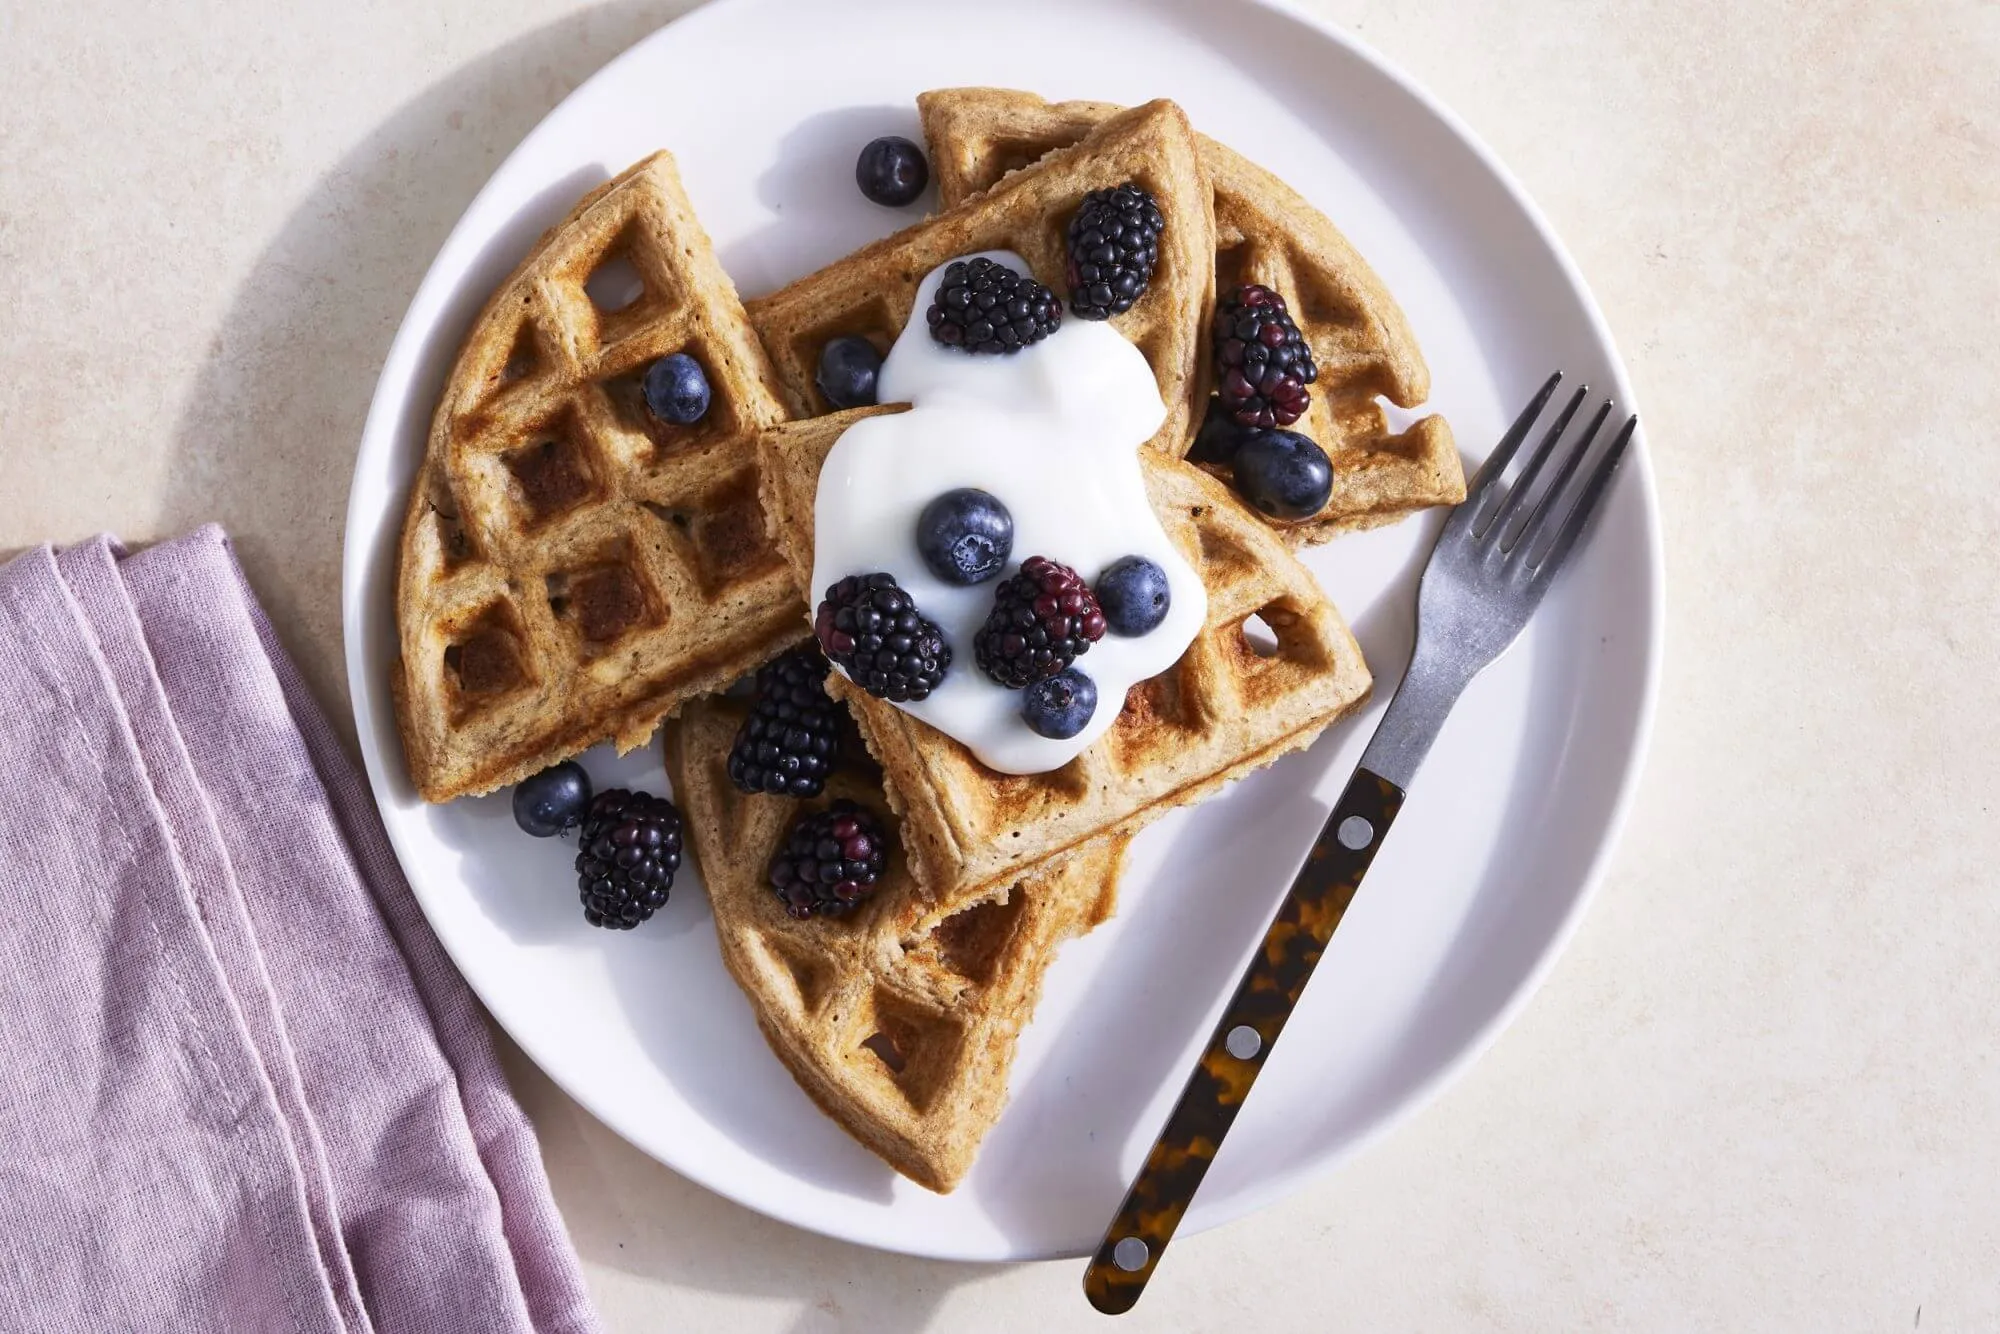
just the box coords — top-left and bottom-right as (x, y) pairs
(1190, 396), (1250, 464)
(642, 353), (711, 425)
(916, 488), (1013, 586)
(1021, 668), (1097, 740)
(855, 135), (929, 207)
(1095, 556), (1171, 636)
(1231, 428), (1333, 521)
(815, 335), (883, 409)
(512, 761), (593, 838)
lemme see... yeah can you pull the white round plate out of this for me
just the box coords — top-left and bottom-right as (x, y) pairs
(343, 0), (1662, 1262)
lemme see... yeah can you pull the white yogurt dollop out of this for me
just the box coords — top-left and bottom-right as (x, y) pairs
(810, 252), (1207, 775)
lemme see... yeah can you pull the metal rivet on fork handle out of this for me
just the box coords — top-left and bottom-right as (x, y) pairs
(1335, 815), (1374, 850)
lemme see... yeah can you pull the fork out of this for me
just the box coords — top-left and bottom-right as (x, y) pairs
(1082, 372), (1639, 1314)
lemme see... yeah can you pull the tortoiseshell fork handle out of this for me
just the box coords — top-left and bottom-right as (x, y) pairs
(1083, 767), (1405, 1314)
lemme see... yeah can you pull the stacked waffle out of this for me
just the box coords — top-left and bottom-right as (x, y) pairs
(394, 95), (1457, 1191)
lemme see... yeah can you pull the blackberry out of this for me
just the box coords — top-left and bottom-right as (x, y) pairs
(815, 573), (952, 701)
(926, 257), (1061, 354)
(728, 647), (842, 798)
(573, 789), (683, 929)
(768, 800), (889, 920)
(1065, 183), (1165, 320)
(1213, 284), (1318, 428)
(974, 556), (1108, 689)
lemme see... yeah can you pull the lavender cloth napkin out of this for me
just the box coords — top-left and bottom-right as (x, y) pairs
(0, 529), (603, 1334)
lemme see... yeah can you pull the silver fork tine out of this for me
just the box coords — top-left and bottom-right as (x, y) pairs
(1529, 413), (1639, 576)
(1507, 398), (1612, 552)
(1454, 371), (1563, 533)
(1480, 385), (1588, 544)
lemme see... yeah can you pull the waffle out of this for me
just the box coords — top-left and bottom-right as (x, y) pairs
(664, 697), (1125, 1193)
(395, 152), (803, 802)
(757, 410), (1374, 908)
(918, 88), (1464, 542)
(745, 99), (1215, 458)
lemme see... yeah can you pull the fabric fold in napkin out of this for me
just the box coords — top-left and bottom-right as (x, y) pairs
(0, 529), (601, 1334)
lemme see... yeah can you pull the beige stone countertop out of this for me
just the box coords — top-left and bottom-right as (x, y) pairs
(4, 0), (1996, 1329)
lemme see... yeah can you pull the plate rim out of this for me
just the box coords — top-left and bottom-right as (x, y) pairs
(341, 0), (1664, 1261)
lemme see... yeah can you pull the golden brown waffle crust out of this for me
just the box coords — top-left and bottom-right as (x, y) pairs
(665, 699), (1125, 1192)
(745, 100), (1216, 459)
(394, 152), (800, 802)
(918, 88), (1466, 545)
(758, 410), (1373, 908)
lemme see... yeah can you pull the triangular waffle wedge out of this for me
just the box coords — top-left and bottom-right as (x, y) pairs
(745, 99), (1215, 457)
(757, 410), (1374, 908)
(395, 152), (805, 802)
(664, 697), (1126, 1193)
(918, 88), (1464, 543)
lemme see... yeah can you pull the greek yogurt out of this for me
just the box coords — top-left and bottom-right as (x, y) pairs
(810, 252), (1207, 775)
